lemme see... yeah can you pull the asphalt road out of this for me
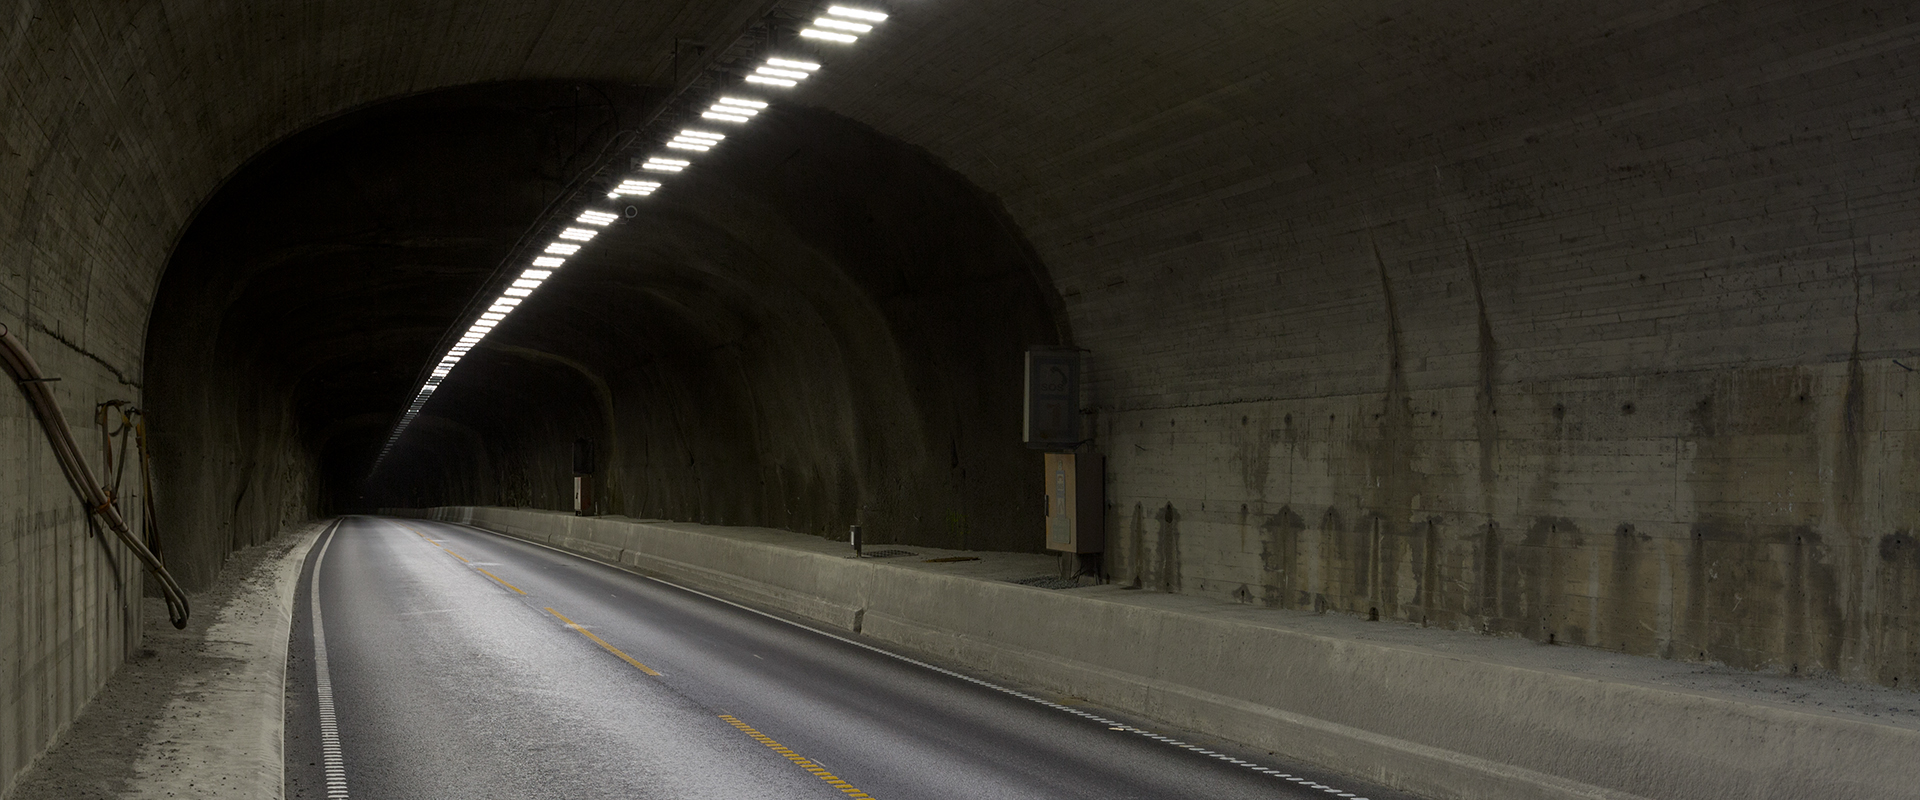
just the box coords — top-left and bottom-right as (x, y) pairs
(285, 516), (1424, 800)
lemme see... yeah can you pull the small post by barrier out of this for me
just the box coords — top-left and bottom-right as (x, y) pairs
(849, 524), (862, 558)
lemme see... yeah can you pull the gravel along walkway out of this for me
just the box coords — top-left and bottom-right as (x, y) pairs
(7, 520), (324, 800)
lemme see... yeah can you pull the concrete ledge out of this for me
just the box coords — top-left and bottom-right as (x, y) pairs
(124, 521), (323, 799)
(390, 506), (1920, 800)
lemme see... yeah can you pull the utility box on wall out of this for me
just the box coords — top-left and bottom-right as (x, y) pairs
(572, 438), (594, 516)
(1043, 453), (1103, 553)
(572, 476), (593, 516)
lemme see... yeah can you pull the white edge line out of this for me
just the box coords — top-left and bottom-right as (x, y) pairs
(310, 519), (350, 800)
(415, 517), (1375, 800)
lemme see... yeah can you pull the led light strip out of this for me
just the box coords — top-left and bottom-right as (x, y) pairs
(372, 3), (892, 471)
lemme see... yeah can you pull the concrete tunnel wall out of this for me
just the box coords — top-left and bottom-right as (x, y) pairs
(4, 0), (1920, 795)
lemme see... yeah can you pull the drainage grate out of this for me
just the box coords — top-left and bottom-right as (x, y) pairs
(1009, 575), (1082, 590)
(860, 549), (917, 559)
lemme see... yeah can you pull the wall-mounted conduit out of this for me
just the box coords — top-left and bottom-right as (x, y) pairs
(1, 322), (190, 628)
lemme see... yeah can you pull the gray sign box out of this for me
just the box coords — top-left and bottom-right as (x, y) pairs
(1024, 347), (1080, 447)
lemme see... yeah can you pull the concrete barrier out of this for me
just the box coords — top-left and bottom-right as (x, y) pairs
(386, 507), (1920, 800)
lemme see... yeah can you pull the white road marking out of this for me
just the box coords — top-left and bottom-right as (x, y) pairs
(311, 522), (351, 799)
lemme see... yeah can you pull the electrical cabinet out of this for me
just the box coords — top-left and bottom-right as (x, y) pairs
(572, 476), (592, 516)
(1043, 453), (1104, 553)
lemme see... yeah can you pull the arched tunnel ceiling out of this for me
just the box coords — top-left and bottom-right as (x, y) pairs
(145, 76), (1066, 583)
(13, 0), (1898, 391)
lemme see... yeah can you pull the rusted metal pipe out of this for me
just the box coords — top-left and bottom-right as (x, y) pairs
(0, 322), (190, 628)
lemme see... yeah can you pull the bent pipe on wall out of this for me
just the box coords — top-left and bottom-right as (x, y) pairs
(0, 322), (191, 627)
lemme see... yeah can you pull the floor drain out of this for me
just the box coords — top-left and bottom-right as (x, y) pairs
(860, 549), (917, 559)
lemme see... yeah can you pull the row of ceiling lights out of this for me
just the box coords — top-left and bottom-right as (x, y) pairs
(374, 4), (890, 469)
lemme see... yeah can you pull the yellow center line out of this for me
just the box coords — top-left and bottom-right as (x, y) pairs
(546, 607), (662, 676)
(719, 715), (875, 799)
(399, 523), (512, 587)
(475, 568), (527, 595)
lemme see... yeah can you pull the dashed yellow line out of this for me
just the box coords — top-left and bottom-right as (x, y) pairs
(720, 715), (874, 799)
(401, 523), (511, 588)
(396, 523), (663, 680)
(476, 568), (527, 595)
(547, 607), (662, 676)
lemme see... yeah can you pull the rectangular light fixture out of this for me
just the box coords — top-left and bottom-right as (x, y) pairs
(480, 312), (505, 321)
(828, 6), (887, 21)
(557, 228), (597, 241)
(756, 67), (811, 80)
(717, 97), (767, 109)
(811, 18), (871, 33)
(679, 130), (725, 140)
(503, 287), (532, 297)
(545, 243), (581, 255)
(511, 279), (541, 290)
(532, 256), (566, 268)
(522, 269), (552, 280)
(766, 58), (821, 71)
(612, 179), (661, 197)
(744, 76), (797, 87)
(702, 111), (750, 122)
(577, 210), (618, 225)
(800, 28), (857, 43)
(643, 163), (683, 172)
(665, 141), (711, 151)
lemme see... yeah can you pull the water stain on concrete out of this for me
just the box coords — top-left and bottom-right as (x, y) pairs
(1128, 501), (1145, 588)
(1156, 501), (1181, 592)
(1358, 241), (1424, 622)
(1259, 505), (1305, 607)
(1231, 415), (1284, 500)
(1466, 238), (1500, 512)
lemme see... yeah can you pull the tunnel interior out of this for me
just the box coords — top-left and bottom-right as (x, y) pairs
(144, 80), (1064, 589)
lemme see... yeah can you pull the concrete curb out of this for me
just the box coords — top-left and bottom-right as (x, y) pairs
(396, 506), (1920, 800)
(125, 521), (324, 800)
